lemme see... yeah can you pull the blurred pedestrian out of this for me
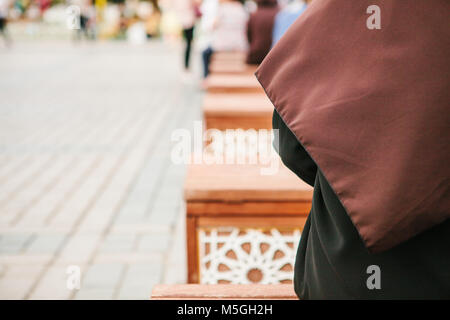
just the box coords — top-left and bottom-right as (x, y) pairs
(72, 0), (95, 41)
(246, 0), (278, 65)
(272, 0), (310, 46)
(174, 0), (201, 74)
(201, 0), (248, 78)
(145, 0), (161, 38)
(0, 0), (12, 47)
(37, 0), (51, 14)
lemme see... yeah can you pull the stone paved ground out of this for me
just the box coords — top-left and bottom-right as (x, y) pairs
(0, 40), (202, 299)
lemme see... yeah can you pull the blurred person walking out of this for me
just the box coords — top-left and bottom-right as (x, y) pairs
(0, 0), (12, 47)
(174, 0), (201, 75)
(146, 0), (162, 38)
(201, 0), (248, 78)
(71, 0), (96, 41)
(246, 0), (278, 65)
(272, 0), (310, 46)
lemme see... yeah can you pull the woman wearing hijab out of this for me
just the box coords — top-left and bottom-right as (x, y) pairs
(256, 0), (450, 299)
(246, 0), (278, 65)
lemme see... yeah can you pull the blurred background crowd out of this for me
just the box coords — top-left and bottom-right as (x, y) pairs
(0, 0), (311, 67)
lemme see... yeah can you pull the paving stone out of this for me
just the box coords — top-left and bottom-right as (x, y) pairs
(28, 265), (76, 300)
(117, 263), (163, 299)
(81, 263), (125, 294)
(0, 264), (6, 278)
(56, 234), (100, 265)
(99, 234), (136, 254)
(93, 252), (164, 264)
(0, 278), (35, 299)
(116, 284), (158, 300)
(0, 254), (53, 265)
(0, 234), (33, 254)
(137, 233), (171, 253)
(25, 234), (66, 254)
(162, 209), (187, 285)
(148, 204), (180, 228)
(74, 288), (115, 300)
(0, 264), (45, 299)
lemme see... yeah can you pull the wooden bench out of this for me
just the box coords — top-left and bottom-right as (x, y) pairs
(209, 51), (256, 74)
(211, 51), (247, 63)
(184, 160), (313, 284)
(205, 74), (264, 94)
(203, 93), (273, 131)
(209, 61), (257, 75)
(151, 284), (297, 300)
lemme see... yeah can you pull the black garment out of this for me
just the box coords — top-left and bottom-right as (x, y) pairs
(201, 47), (214, 78)
(0, 17), (6, 31)
(76, 15), (90, 40)
(182, 27), (194, 70)
(273, 109), (450, 299)
(0, 17), (11, 46)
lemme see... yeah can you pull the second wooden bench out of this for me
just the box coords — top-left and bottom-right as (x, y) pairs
(203, 93), (273, 131)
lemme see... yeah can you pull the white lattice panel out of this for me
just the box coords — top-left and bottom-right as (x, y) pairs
(198, 227), (301, 284)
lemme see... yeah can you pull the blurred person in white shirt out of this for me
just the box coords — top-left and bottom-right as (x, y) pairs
(201, 0), (248, 78)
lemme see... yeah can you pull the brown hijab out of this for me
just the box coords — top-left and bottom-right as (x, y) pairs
(256, 0), (450, 253)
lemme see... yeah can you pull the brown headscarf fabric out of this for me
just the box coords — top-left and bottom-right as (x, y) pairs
(255, 0), (450, 253)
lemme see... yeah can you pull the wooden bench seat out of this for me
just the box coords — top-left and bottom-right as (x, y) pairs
(211, 51), (247, 63)
(203, 93), (273, 130)
(209, 51), (255, 74)
(151, 284), (297, 300)
(209, 61), (257, 75)
(184, 160), (313, 284)
(205, 74), (264, 94)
